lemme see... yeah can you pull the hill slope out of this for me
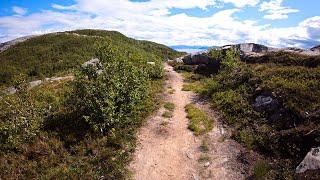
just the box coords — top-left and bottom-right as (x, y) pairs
(0, 29), (183, 87)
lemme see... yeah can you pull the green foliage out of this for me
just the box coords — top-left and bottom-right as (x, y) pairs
(220, 48), (239, 70)
(0, 93), (42, 151)
(253, 160), (270, 179)
(183, 47), (320, 178)
(185, 104), (213, 136)
(69, 44), (149, 133)
(164, 102), (175, 111)
(162, 111), (173, 118)
(0, 29), (175, 179)
(0, 29), (181, 88)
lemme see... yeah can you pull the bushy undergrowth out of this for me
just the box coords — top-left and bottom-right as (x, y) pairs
(175, 48), (320, 178)
(0, 31), (179, 179)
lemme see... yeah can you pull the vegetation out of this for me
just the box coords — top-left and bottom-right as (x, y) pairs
(162, 111), (173, 118)
(174, 47), (320, 178)
(0, 29), (181, 179)
(0, 29), (183, 88)
(185, 104), (213, 136)
(163, 102), (175, 111)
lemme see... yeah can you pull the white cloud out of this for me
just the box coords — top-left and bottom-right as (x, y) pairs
(259, 0), (299, 20)
(220, 0), (260, 8)
(0, 1), (318, 48)
(12, 6), (27, 16)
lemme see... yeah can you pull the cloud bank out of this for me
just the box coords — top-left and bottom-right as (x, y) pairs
(0, 0), (319, 48)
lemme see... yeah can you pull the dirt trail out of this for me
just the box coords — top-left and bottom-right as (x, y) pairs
(129, 63), (248, 180)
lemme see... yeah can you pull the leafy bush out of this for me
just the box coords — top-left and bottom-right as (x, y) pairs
(68, 44), (149, 133)
(0, 93), (42, 151)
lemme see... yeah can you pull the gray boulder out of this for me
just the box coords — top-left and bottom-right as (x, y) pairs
(182, 53), (212, 65)
(296, 147), (320, 173)
(253, 95), (279, 112)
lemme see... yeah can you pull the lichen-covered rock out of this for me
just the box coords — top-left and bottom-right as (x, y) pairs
(253, 95), (279, 112)
(296, 147), (320, 173)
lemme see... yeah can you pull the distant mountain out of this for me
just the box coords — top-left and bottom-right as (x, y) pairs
(170, 45), (213, 50)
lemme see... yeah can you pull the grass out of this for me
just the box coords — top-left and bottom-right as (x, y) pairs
(253, 160), (270, 179)
(185, 104), (214, 136)
(162, 111), (173, 118)
(164, 102), (175, 111)
(160, 121), (169, 126)
(198, 154), (211, 163)
(168, 89), (175, 94)
(200, 139), (210, 152)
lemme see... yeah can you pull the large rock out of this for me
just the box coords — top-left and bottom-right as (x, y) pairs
(236, 43), (270, 53)
(182, 53), (212, 65)
(296, 147), (320, 173)
(0, 35), (37, 53)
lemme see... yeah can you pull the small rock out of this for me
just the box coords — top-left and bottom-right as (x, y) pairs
(192, 173), (200, 180)
(253, 95), (279, 112)
(147, 62), (156, 65)
(186, 152), (194, 159)
(296, 147), (320, 173)
(204, 162), (211, 167)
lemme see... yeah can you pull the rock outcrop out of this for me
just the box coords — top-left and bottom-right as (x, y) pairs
(0, 35), (37, 53)
(311, 45), (320, 53)
(296, 147), (320, 173)
(253, 95), (279, 112)
(182, 53), (212, 65)
(218, 43), (320, 58)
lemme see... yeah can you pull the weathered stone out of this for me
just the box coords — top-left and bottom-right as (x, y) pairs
(296, 147), (320, 173)
(253, 95), (279, 112)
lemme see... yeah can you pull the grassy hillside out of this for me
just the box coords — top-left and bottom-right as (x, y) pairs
(0, 29), (183, 87)
(0, 30), (182, 179)
(171, 48), (320, 179)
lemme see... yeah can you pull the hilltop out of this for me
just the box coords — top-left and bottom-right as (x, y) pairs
(0, 29), (184, 88)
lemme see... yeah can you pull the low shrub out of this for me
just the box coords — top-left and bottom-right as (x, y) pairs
(185, 104), (213, 136)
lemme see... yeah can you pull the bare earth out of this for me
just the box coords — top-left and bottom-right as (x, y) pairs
(129, 63), (249, 180)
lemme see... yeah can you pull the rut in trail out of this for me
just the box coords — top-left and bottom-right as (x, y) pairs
(129, 63), (248, 180)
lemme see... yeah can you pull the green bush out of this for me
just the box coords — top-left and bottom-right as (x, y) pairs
(0, 93), (42, 151)
(69, 44), (149, 133)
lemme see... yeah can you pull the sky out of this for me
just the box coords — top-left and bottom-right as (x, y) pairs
(0, 0), (319, 48)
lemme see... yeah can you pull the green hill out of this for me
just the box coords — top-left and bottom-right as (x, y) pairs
(0, 29), (183, 87)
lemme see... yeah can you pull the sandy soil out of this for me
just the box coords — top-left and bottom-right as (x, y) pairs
(129, 63), (250, 180)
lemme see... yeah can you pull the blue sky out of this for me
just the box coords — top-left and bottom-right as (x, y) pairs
(0, 0), (319, 48)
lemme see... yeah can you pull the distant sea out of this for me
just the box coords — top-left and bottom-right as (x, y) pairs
(170, 45), (212, 54)
(175, 48), (205, 53)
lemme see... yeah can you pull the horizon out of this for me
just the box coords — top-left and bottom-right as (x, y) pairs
(1, 0), (320, 48)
